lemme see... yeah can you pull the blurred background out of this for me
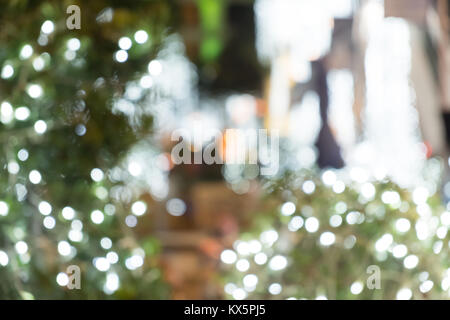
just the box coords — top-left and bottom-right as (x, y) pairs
(0, 0), (450, 300)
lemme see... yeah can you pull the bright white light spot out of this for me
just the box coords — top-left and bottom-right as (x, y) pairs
(100, 237), (112, 250)
(38, 201), (52, 215)
(20, 45), (33, 59)
(34, 120), (47, 134)
(281, 202), (296, 216)
(260, 229), (278, 245)
(415, 219), (430, 240)
(139, 75), (153, 88)
(15, 107), (30, 121)
(381, 191), (400, 205)
(125, 215), (137, 227)
(392, 244), (408, 258)
(350, 281), (363, 295)
(404, 255), (419, 269)
(396, 288), (412, 300)
(27, 84), (43, 98)
(62, 206), (75, 220)
(1, 101), (13, 123)
(0, 201), (9, 216)
(95, 257), (110, 272)
(333, 181), (345, 194)
(1, 64), (14, 79)
(243, 274), (258, 288)
(254, 252), (267, 265)
(125, 255), (143, 270)
(236, 259), (250, 272)
(104, 272), (120, 293)
(395, 218), (411, 233)
(67, 38), (81, 51)
(41, 20), (54, 34)
(375, 234), (393, 252)
(436, 226), (447, 239)
(58, 241), (71, 256)
(346, 211), (362, 225)
(232, 288), (247, 300)
(115, 50), (128, 63)
(268, 283), (282, 295)
(329, 215), (342, 227)
(319, 231), (335, 246)
(15, 241), (28, 254)
(90, 168), (104, 182)
(43, 216), (55, 229)
(236, 241), (251, 256)
(128, 162), (142, 176)
(420, 280), (433, 293)
(0, 250), (9, 266)
(220, 249), (237, 264)
(441, 211), (450, 226)
(68, 230), (83, 242)
(8, 161), (19, 174)
(148, 60), (162, 76)
(350, 167), (368, 183)
(56, 272), (69, 286)
(118, 37), (132, 50)
(106, 251), (119, 264)
(18, 149), (29, 161)
(131, 201), (147, 216)
(166, 198), (186, 216)
(433, 240), (443, 254)
(248, 240), (262, 254)
(302, 180), (315, 194)
(29, 170), (42, 184)
(91, 210), (104, 224)
(361, 183), (376, 199)
(413, 187), (429, 205)
(269, 255), (287, 271)
(322, 170), (336, 185)
(288, 216), (304, 232)
(33, 57), (45, 71)
(134, 30), (148, 44)
(305, 217), (319, 233)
